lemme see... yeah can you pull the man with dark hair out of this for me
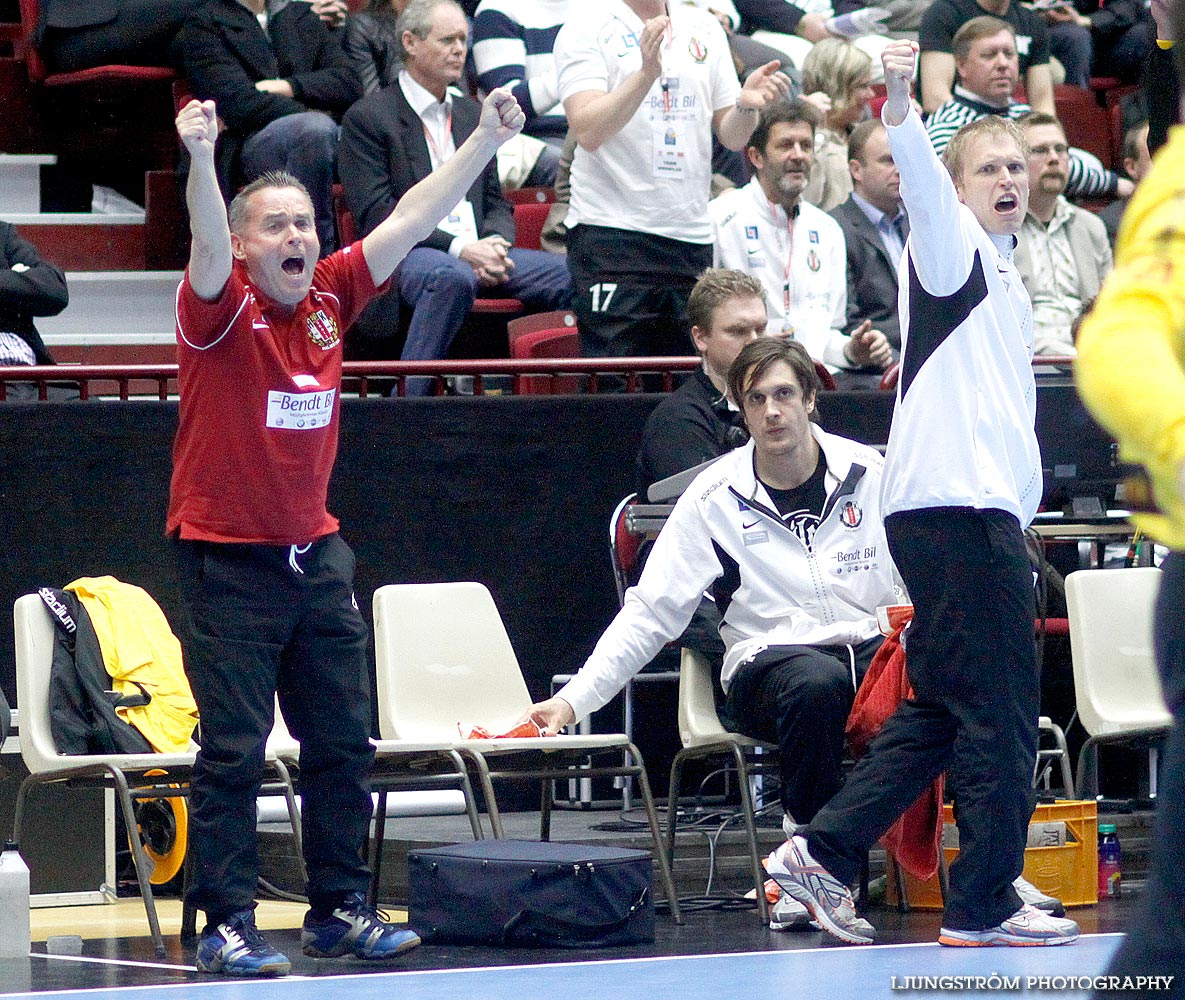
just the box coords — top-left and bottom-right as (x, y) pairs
(830, 118), (907, 356)
(179, 0), (364, 253)
(1014, 112), (1111, 355)
(1099, 118), (1152, 244)
(171, 85), (525, 977)
(1078, 8), (1185, 991)
(528, 336), (898, 930)
(712, 101), (893, 374)
(767, 39), (1079, 948)
(338, 0), (570, 372)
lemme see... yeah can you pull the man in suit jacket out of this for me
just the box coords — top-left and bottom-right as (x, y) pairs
(180, 0), (363, 251)
(830, 118), (907, 359)
(1, 220), (72, 401)
(338, 0), (570, 369)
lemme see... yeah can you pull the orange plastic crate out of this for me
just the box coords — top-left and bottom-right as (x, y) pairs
(887, 800), (1098, 909)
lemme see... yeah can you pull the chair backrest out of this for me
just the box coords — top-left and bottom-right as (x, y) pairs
(334, 185), (359, 246)
(1066, 568), (1172, 737)
(677, 648), (730, 748)
(1053, 84), (1114, 170)
(505, 185), (556, 205)
(512, 328), (579, 360)
(13, 593), (71, 772)
(372, 582), (532, 742)
(512, 201), (551, 251)
(507, 309), (576, 353)
(608, 492), (640, 607)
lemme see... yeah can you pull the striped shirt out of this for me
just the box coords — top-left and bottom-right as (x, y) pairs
(472, 0), (575, 138)
(0, 331), (36, 366)
(926, 87), (1119, 200)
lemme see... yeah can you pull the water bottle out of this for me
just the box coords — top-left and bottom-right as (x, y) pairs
(0, 840), (31, 958)
(1098, 823), (1122, 899)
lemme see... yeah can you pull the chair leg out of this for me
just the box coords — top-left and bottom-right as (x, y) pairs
(1076, 738), (1100, 801)
(270, 757), (306, 883)
(369, 788), (388, 907)
(460, 751), (506, 838)
(1052, 723), (1075, 799)
(539, 778), (553, 841)
(729, 744), (769, 925)
(892, 855), (911, 913)
(627, 742), (682, 924)
(444, 750), (485, 840)
(665, 751), (687, 872)
(110, 769), (167, 956)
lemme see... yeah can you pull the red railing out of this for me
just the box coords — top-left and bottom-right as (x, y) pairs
(0, 355), (1079, 402)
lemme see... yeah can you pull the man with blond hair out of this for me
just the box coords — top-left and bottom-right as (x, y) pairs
(766, 39), (1079, 948)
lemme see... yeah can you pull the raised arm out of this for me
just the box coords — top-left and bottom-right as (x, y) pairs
(881, 41), (975, 296)
(177, 99), (233, 302)
(360, 89), (524, 286)
(562, 15), (667, 153)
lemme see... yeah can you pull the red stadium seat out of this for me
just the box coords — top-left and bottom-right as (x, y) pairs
(1053, 84), (1114, 170)
(512, 200), (551, 251)
(505, 185), (556, 205)
(510, 326), (581, 394)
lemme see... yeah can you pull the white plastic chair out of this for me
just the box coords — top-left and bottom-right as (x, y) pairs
(372, 581), (682, 921)
(1066, 568), (1172, 799)
(13, 593), (197, 955)
(13, 594), (304, 953)
(667, 647), (779, 923)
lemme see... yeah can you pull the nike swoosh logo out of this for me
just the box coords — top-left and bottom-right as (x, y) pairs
(743, 520), (761, 529)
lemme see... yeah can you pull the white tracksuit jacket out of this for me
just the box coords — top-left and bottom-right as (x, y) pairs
(881, 108), (1042, 527)
(557, 426), (900, 723)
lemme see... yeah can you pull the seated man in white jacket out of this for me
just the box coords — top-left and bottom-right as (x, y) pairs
(527, 336), (898, 931)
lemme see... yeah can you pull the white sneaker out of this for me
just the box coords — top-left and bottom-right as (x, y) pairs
(768, 893), (812, 931)
(939, 904), (1079, 947)
(766, 837), (876, 945)
(1012, 875), (1065, 917)
(782, 813), (799, 840)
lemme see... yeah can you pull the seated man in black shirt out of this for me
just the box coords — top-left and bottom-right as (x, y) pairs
(636, 268), (768, 495)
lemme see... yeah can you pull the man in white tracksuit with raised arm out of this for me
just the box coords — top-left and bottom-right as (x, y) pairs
(765, 39), (1081, 948)
(527, 336), (897, 933)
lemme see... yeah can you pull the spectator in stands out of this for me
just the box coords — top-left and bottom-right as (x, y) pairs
(0, 221), (70, 402)
(472, 0), (573, 150)
(170, 86), (525, 976)
(337, 0), (571, 373)
(528, 335), (899, 930)
(1014, 112), (1111, 356)
(344, 0), (411, 94)
(918, 0), (1056, 114)
(712, 102), (893, 377)
(555, 0), (791, 359)
(830, 118), (906, 357)
(800, 37), (874, 211)
(1099, 118), (1151, 243)
(926, 18), (1133, 201)
(179, 0), (363, 254)
(37, 0), (207, 73)
(1040, 0), (1153, 86)
(736, 0), (893, 79)
(636, 268), (767, 494)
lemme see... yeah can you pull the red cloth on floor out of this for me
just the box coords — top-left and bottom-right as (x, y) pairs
(845, 623), (944, 881)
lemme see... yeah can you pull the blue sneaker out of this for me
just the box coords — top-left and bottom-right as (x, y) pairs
(195, 909), (291, 976)
(301, 893), (421, 959)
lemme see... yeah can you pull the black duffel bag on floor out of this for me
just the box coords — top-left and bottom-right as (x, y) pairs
(407, 839), (655, 947)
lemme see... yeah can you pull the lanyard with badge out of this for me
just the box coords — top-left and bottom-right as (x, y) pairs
(767, 196), (797, 337)
(422, 103), (479, 243)
(649, 6), (693, 181)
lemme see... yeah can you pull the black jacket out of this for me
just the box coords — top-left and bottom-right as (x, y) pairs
(180, 0), (361, 189)
(0, 222), (69, 365)
(40, 588), (153, 756)
(342, 11), (402, 95)
(338, 82), (514, 247)
(830, 194), (908, 351)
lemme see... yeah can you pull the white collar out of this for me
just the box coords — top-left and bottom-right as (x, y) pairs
(399, 69), (452, 119)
